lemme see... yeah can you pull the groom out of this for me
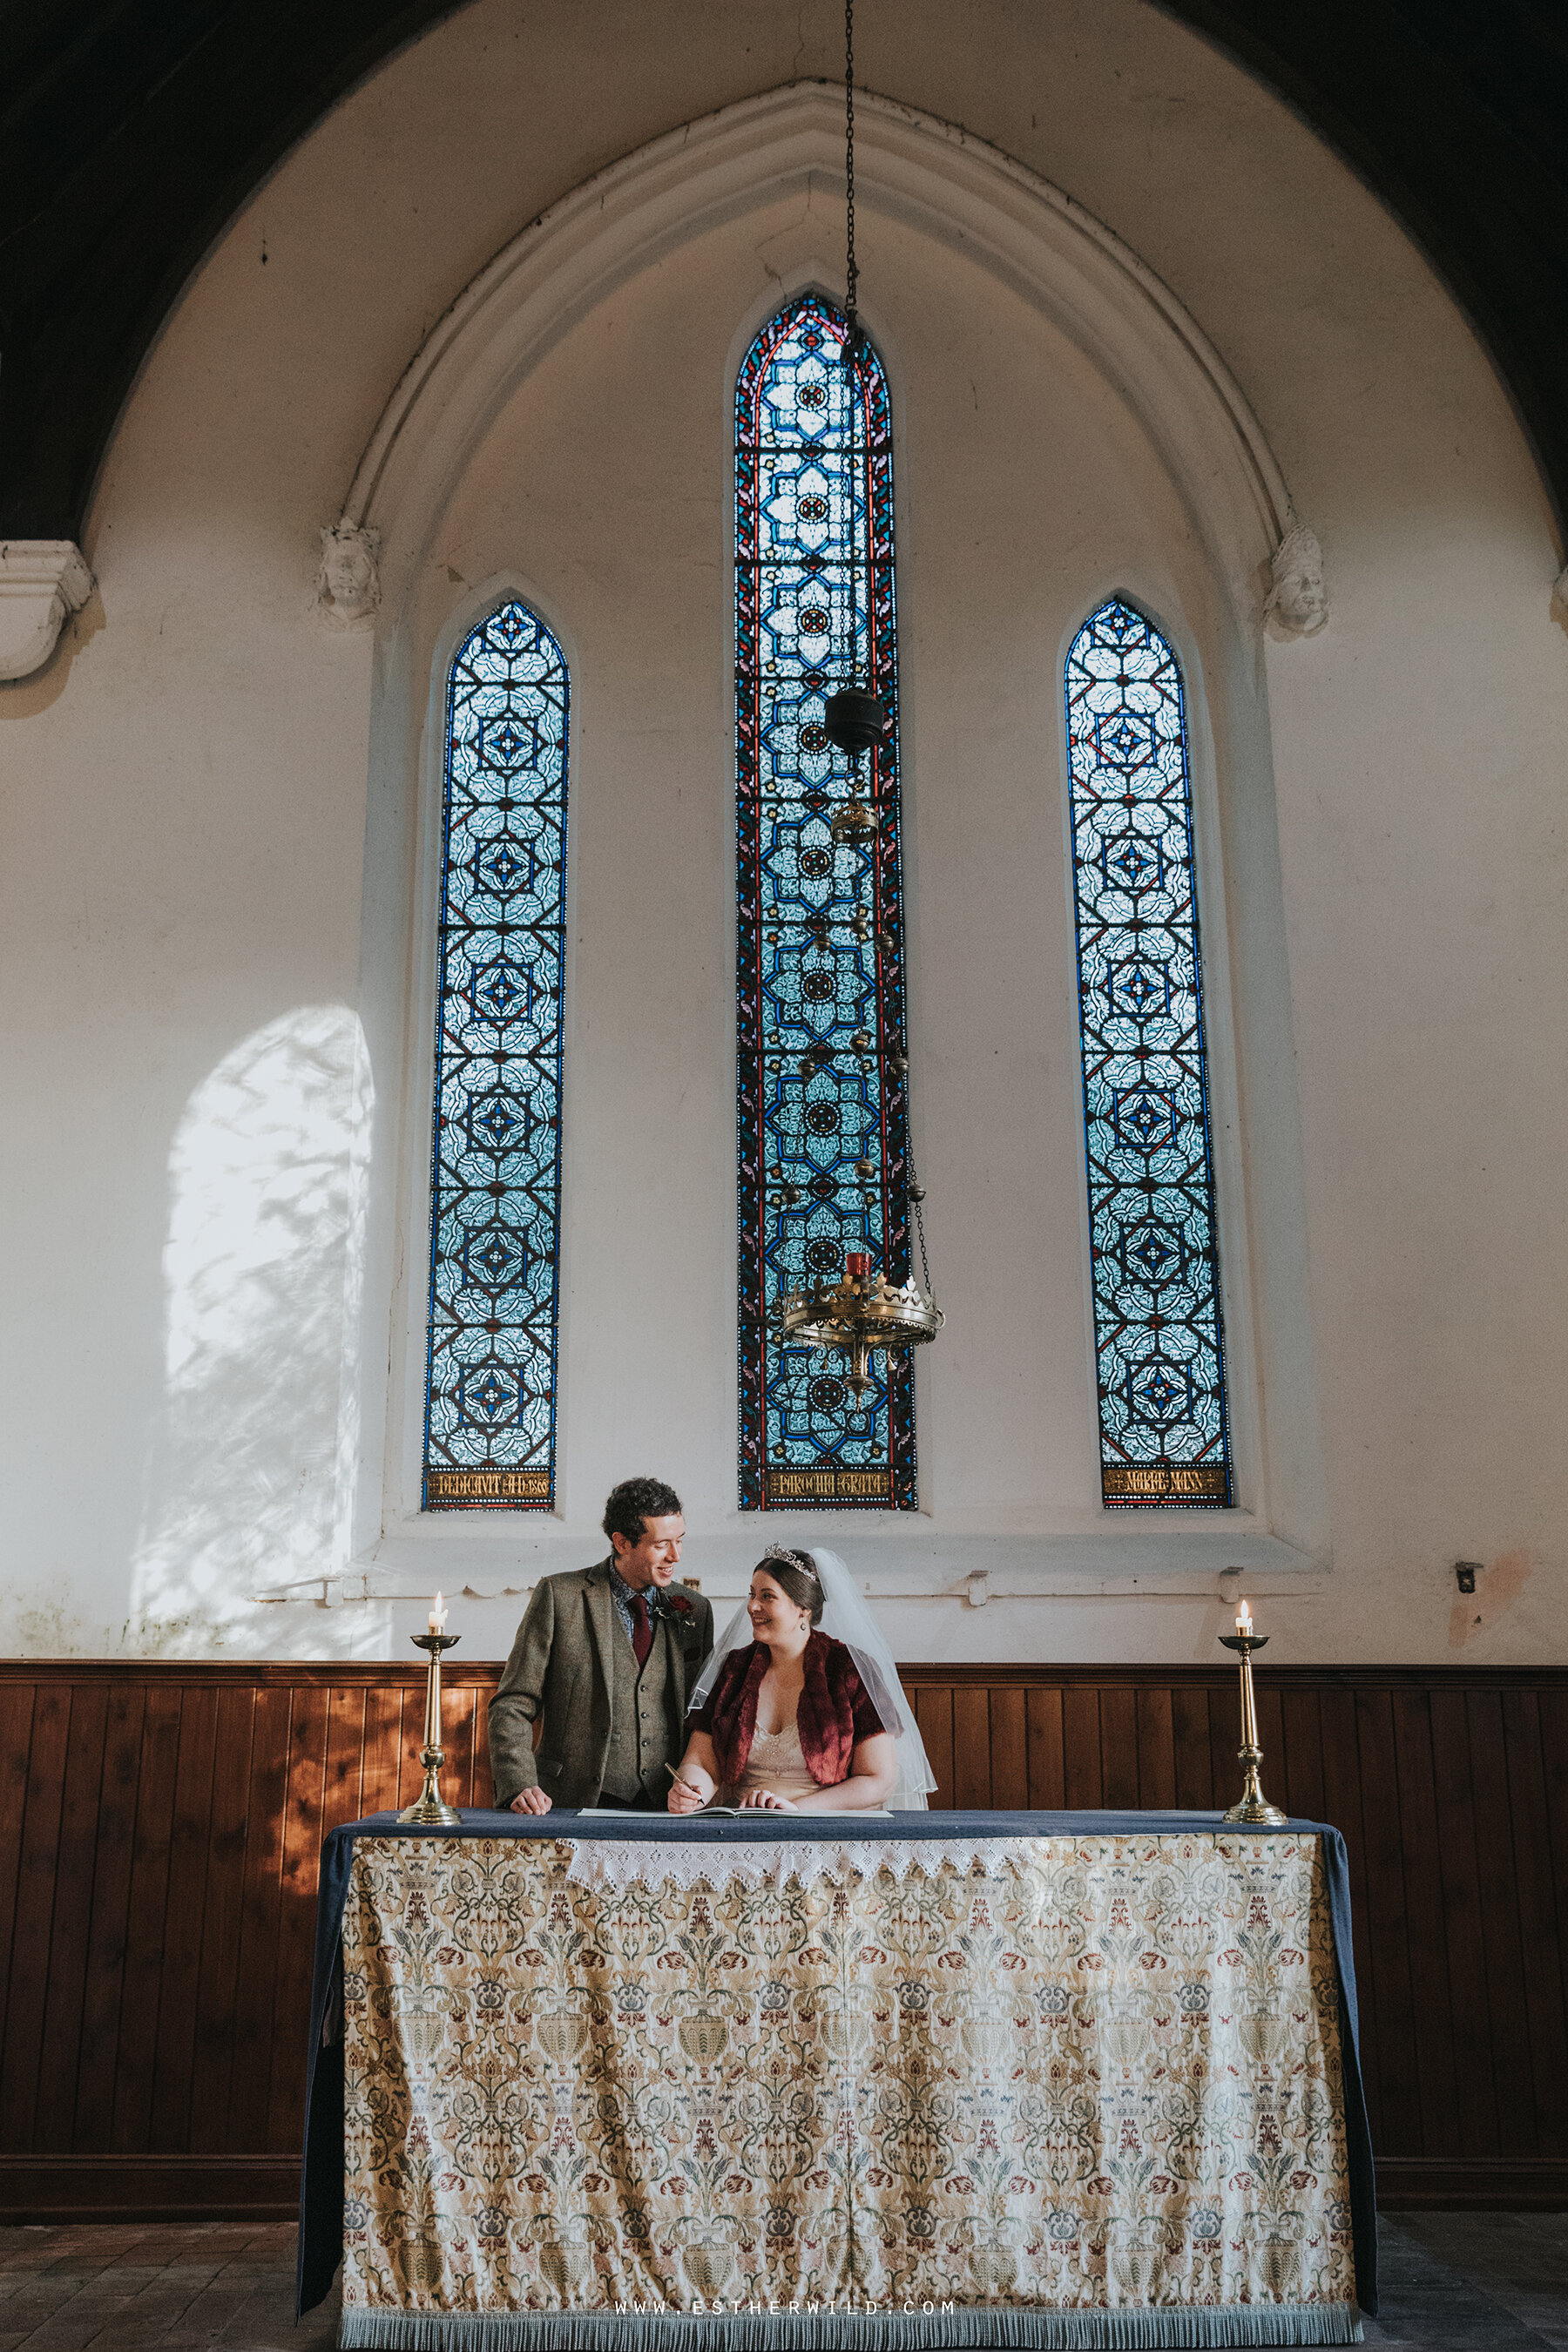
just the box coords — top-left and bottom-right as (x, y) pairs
(488, 1476), (713, 1813)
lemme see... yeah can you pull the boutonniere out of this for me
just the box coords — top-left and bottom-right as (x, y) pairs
(650, 1588), (693, 1621)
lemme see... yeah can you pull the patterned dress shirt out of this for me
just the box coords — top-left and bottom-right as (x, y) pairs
(606, 1563), (645, 1649)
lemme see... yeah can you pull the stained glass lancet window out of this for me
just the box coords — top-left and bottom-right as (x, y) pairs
(422, 601), (568, 1510)
(1065, 599), (1233, 1506)
(736, 294), (916, 1509)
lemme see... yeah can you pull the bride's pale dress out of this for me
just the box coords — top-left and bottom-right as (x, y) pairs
(728, 1715), (821, 1807)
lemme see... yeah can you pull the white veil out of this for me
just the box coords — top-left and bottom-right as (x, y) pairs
(688, 1547), (936, 1811)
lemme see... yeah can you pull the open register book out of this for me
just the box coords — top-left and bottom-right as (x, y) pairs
(591, 1804), (894, 1817)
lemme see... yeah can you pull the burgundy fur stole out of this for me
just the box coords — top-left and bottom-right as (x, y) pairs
(701, 1630), (879, 1788)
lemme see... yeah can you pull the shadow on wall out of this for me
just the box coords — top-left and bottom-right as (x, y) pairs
(128, 1004), (373, 1651)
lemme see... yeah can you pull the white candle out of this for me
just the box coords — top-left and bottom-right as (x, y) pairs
(429, 1591), (448, 1632)
(1235, 1598), (1252, 1634)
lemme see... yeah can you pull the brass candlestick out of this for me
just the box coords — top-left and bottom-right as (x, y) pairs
(1218, 1624), (1287, 1827)
(398, 1632), (462, 1826)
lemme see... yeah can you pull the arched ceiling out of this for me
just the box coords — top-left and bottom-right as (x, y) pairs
(1, 0), (1565, 544)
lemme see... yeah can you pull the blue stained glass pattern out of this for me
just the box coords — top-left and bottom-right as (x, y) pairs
(422, 602), (567, 1509)
(736, 294), (916, 1510)
(1065, 599), (1233, 1506)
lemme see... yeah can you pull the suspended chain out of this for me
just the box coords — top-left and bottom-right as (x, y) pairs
(848, 8), (932, 1302)
(909, 1179), (934, 1300)
(844, 0), (858, 343)
(845, 0), (928, 1299)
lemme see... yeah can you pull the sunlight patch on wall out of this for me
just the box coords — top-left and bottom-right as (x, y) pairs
(129, 1004), (374, 1650)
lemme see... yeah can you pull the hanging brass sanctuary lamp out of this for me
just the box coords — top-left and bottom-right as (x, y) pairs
(776, 0), (943, 1405)
(781, 1246), (943, 1403)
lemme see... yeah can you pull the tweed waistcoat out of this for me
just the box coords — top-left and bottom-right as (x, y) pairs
(598, 1608), (677, 1802)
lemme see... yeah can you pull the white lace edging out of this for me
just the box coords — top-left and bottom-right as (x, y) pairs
(561, 1835), (1040, 1893)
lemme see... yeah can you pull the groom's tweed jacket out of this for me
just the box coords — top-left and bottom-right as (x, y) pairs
(487, 1558), (713, 1809)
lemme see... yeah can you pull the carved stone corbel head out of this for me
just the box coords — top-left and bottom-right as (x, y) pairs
(0, 541), (95, 679)
(1264, 522), (1328, 639)
(1550, 564), (1568, 634)
(316, 520), (382, 629)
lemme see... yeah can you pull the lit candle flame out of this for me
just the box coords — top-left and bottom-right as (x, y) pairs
(1235, 1598), (1252, 1634)
(429, 1591), (448, 1632)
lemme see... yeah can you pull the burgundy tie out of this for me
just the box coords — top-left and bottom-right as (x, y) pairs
(630, 1591), (652, 1667)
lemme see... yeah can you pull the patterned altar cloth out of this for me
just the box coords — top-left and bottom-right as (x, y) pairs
(298, 1814), (1375, 2349)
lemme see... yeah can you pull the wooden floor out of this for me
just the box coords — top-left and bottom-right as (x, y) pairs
(0, 2225), (335, 2350)
(3, 2217), (1567, 2349)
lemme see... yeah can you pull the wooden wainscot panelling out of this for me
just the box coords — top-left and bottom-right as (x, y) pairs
(1, 1659), (1565, 2218)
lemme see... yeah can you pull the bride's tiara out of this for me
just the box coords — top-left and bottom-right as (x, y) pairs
(758, 1543), (820, 1587)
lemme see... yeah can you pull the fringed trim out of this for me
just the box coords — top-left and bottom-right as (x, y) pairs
(337, 2302), (1362, 2349)
(561, 1837), (1041, 1894)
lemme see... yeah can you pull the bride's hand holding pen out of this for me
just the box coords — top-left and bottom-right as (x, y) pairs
(666, 1759), (711, 1815)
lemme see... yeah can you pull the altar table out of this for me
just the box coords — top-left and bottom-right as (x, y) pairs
(297, 1811), (1375, 2348)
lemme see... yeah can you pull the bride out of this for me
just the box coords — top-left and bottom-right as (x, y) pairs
(666, 1545), (936, 1814)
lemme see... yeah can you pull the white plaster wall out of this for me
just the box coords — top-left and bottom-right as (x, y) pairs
(0, 0), (1563, 1669)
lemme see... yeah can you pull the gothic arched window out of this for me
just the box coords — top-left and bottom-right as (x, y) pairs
(1065, 599), (1233, 1505)
(736, 294), (916, 1510)
(422, 600), (568, 1510)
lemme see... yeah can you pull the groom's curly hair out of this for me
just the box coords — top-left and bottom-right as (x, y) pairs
(603, 1476), (683, 1548)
